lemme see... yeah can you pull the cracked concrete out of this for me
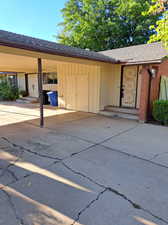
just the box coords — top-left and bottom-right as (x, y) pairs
(0, 103), (168, 225)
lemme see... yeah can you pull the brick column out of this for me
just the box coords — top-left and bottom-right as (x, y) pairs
(139, 66), (150, 122)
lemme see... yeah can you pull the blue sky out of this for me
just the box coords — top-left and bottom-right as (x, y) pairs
(0, 0), (67, 41)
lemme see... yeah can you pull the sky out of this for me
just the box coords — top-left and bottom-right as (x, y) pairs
(0, 0), (67, 42)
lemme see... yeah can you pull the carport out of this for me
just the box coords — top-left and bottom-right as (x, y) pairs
(0, 30), (117, 127)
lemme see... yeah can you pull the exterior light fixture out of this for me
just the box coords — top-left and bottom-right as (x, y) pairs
(149, 68), (157, 78)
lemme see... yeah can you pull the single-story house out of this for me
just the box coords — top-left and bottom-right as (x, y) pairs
(0, 30), (167, 123)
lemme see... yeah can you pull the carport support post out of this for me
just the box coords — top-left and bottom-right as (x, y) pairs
(37, 58), (44, 127)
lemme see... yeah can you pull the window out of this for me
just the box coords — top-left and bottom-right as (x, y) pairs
(0, 73), (17, 87)
(43, 72), (58, 84)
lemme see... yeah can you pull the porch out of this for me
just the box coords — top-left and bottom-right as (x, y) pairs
(99, 65), (142, 121)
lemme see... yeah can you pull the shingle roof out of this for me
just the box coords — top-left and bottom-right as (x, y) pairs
(0, 30), (118, 63)
(100, 42), (168, 64)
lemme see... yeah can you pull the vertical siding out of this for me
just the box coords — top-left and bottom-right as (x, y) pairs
(100, 64), (121, 110)
(57, 64), (67, 108)
(109, 65), (121, 107)
(100, 64), (111, 109)
(57, 62), (100, 113)
(89, 65), (100, 113)
(17, 73), (26, 91)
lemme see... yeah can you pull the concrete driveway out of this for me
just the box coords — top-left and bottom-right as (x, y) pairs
(0, 103), (168, 225)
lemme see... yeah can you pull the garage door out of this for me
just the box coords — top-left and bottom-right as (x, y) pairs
(66, 73), (89, 112)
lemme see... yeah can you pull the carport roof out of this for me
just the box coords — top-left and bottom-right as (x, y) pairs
(0, 30), (119, 64)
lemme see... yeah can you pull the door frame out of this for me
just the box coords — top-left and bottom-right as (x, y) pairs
(119, 65), (139, 109)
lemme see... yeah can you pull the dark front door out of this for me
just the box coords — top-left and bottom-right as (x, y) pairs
(121, 66), (138, 108)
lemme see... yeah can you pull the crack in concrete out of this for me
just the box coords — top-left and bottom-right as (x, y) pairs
(1, 137), (61, 161)
(62, 125), (140, 161)
(150, 152), (168, 160)
(62, 162), (104, 188)
(0, 145), (23, 182)
(1, 189), (26, 225)
(0, 160), (61, 191)
(1, 122), (168, 224)
(62, 162), (168, 225)
(72, 188), (107, 225)
(0, 161), (20, 181)
(99, 124), (140, 145)
(1, 167), (18, 181)
(100, 144), (168, 170)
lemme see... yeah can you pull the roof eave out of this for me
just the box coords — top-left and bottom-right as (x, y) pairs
(121, 60), (162, 65)
(0, 41), (119, 64)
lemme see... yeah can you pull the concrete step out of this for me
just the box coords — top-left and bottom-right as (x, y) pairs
(16, 97), (38, 104)
(104, 106), (138, 115)
(99, 110), (139, 121)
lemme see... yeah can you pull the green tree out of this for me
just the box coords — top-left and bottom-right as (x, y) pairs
(147, 0), (168, 49)
(57, 0), (160, 51)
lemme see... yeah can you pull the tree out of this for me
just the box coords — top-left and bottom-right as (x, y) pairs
(147, 0), (168, 48)
(57, 0), (161, 51)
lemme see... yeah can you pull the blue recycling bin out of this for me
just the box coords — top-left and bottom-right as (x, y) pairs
(47, 91), (58, 106)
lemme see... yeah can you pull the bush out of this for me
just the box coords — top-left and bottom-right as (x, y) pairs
(152, 100), (168, 125)
(19, 90), (27, 97)
(0, 79), (19, 101)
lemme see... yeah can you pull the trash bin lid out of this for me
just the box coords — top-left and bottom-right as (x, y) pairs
(47, 91), (54, 95)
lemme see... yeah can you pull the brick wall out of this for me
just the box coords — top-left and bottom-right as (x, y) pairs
(139, 59), (168, 122)
(139, 66), (150, 122)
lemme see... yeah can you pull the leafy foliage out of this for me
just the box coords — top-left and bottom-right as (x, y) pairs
(0, 79), (19, 101)
(147, 0), (168, 48)
(19, 90), (28, 97)
(57, 0), (160, 51)
(152, 100), (168, 124)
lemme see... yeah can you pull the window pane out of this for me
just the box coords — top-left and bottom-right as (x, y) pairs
(43, 73), (57, 84)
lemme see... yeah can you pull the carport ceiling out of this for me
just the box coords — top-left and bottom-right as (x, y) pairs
(0, 52), (64, 73)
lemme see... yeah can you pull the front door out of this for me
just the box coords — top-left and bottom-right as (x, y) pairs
(28, 74), (39, 97)
(121, 66), (138, 108)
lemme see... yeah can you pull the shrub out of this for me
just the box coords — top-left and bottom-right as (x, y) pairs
(152, 100), (168, 125)
(19, 90), (27, 97)
(0, 79), (19, 101)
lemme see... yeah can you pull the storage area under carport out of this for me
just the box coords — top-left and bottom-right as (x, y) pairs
(17, 62), (101, 113)
(0, 45), (104, 127)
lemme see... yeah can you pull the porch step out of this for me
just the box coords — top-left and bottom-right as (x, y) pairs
(16, 97), (39, 104)
(99, 110), (139, 120)
(104, 106), (139, 115)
